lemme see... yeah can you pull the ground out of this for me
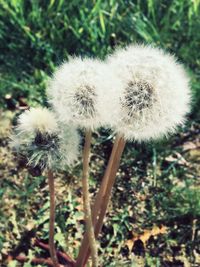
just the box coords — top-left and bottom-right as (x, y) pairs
(0, 108), (199, 267)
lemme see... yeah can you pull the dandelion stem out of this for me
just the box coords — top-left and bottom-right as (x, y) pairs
(47, 170), (59, 267)
(93, 137), (126, 237)
(90, 135), (122, 225)
(82, 130), (98, 267)
(76, 135), (126, 267)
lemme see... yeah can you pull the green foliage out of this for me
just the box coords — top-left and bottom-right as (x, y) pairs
(0, 69), (48, 107)
(0, 0), (200, 114)
(162, 185), (200, 219)
(145, 253), (160, 267)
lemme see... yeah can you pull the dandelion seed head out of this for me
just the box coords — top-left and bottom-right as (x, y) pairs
(18, 107), (57, 134)
(106, 44), (191, 141)
(11, 108), (80, 172)
(47, 57), (106, 129)
(122, 80), (155, 117)
(73, 84), (97, 119)
(59, 124), (80, 167)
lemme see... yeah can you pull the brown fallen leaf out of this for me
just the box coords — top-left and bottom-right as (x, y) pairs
(165, 152), (190, 167)
(125, 225), (168, 251)
(182, 140), (200, 152)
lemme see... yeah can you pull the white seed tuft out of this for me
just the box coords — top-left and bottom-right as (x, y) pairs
(11, 107), (80, 171)
(47, 57), (107, 130)
(105, 44), (191, 141)
(17, 107), (57, 134)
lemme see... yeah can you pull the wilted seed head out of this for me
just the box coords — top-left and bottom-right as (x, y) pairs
(11, 107), (80, 172)
(105, 44), (191, 141)
(27, 131), (60, 171)
(47, 57), (105, 129)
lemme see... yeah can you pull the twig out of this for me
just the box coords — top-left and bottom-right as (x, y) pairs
(82, 130), (99, 267)
(8, 255), (55, 266)
(34, 239), (75, 265)
(7, 239), (75, 267)
(47, 170), (59, 267)
(13, 254), (73, 267)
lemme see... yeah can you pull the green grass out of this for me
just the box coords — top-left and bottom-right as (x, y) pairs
(0, 0), (200, 114)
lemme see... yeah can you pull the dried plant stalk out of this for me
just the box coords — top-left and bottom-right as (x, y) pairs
(82, 130), (98, 267)
(47, 170), (59, 267)
(93, 137), (126, 235)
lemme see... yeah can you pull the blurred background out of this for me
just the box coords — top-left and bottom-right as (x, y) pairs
(0, 1), (199, 266)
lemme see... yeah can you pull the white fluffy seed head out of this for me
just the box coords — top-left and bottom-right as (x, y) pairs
(47, 57), (107, 130)
(58, 124), (80, 167)
(18, 107), (57, 134)
(105, 44), (191, 141)
(11, 108), (80, 171)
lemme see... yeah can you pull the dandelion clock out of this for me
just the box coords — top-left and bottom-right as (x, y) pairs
(47, 57), (109, 130)
(105, 44), (191, 141)
(11, 107), (80, 267)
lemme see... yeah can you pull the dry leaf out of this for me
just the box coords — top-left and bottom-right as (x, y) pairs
(125, 225), (167, 251)
(165, 152), (190, 166)
(182, 141), (200, 152)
